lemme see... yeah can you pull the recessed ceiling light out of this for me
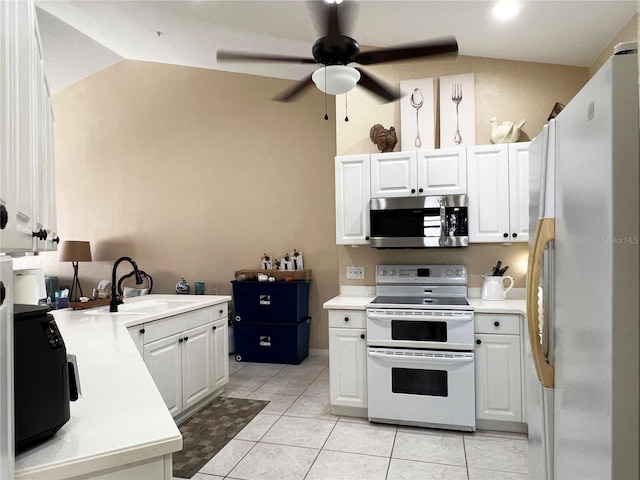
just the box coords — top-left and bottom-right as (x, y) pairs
(325, 0), (343, 4)
(493, 0), (520, 20)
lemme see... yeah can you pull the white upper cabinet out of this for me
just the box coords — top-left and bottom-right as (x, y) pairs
(370, 151), (417, 198)
(467, 143), (529, 243)
(0, 0), (56, 253)
(371, 149), (467, 198)
(335, 154), (371, 245)
(507, 143), (530, 242)
(416, 147), (467, 196)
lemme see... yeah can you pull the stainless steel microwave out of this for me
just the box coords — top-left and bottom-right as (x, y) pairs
(369, 195), (469, 248)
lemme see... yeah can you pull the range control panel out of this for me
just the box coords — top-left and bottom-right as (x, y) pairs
(376, 264), (467, 285)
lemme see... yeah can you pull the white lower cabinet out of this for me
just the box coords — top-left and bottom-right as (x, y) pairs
(328, 310), (367, 417)
(474, 313), (524, 429)
(211, 318), (229, 391)
(135, 303), (229, 419)
(144, 333), (183, 416)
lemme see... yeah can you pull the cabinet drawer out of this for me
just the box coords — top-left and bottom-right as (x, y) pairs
(144, 308), (213, 344)
(212, 303), (228, 321)
(329, 310), (366, 329)
(475, 313), (521, 335)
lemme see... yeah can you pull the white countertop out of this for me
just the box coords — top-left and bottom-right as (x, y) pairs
(14, 294), (231, 480)
(469, 298), (526, 315)
(323, 289), (526, 316)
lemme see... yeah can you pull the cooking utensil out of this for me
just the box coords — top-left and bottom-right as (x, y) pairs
(497, 266), (510, 276)
(410, 88), (424, 148)
(452, 83), (463, 145)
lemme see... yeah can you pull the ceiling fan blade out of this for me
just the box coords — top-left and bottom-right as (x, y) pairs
(355, 68), (398, 102)
(217, 50), (317, 64)
(273, 74), (315, 102)
(353, 37), (458, 65)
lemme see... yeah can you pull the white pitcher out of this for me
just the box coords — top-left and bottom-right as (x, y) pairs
(481, 274), (514, 301)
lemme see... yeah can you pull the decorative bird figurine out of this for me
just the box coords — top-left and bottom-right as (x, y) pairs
(370, 124), (398, 152)
(490, 117), (526, 144)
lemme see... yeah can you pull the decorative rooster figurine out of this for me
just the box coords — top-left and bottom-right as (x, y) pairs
(490, 117), (526, 144)
(370, 124), (398, 152)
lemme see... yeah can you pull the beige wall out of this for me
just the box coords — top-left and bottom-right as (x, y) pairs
(14, 60), (338, 350)
(590, 14), (638, 77)
(334, 55), (589, 288)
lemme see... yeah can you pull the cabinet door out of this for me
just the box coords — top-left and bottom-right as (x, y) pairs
(370, 151), (417, 197)
(34, 24), (57, 251)
(0, 1), (19, 252)
(417, 147), (467, 195)
(211, 318), (229, 391)
(0, 1), (35, 252)
(182, 323), (213, 411)
(508, 143), (530, 243)
(144, 333), (183, 416)
(475, 333), (522, 422)
(467, 145), (511, 242)
(329, 328), (367, 409)
(16, 2), (36, 250)
(0, 257), (14, 480)
(335, 155), (370, 245)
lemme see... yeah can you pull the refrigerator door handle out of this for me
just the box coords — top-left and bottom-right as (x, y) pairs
(527, 218), (555, 388)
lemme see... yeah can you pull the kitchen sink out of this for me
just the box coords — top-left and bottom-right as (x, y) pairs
(84, 298), (199, 316)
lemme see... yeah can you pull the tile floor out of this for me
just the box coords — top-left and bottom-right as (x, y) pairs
(179, 354), (529, 480)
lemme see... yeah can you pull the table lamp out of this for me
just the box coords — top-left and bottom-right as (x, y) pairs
(59, 241), (92, 302)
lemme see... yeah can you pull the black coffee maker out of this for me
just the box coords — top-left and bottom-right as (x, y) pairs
(14, 305), (80, 451)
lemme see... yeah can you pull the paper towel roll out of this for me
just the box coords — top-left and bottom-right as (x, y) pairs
(13, 269), (47, 305)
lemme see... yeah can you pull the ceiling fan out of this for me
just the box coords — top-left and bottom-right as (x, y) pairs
(216, 1), (458, 103)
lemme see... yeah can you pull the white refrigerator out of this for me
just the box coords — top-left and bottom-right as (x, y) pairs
(526, 50), (639, 479)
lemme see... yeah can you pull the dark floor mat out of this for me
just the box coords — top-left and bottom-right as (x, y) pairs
(172, 396), (269, 479)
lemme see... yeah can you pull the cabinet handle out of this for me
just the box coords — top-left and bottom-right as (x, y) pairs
(503, 233), (509, 238)
(52, 236), (60, 244)
(365, 236), (370, 240)
(0, 281), (5, 306)
(179, 338), (184, 343)
(219, 309), (224, 315)
(476, 339), (482, 345)
(344, 317), (349, 322)
(360, 334), (365, 339)
(139, 328), (145, 334)
(411, 188), (416, 194)
(212, 326), (217, 330)
(512, 233), (518, 238)
(32, 229), (47, 240)
(418, 188), (424, 193)
(494, 321), (500, 327)
(0, 205), (7, 230)
(183, 336), (189, 342)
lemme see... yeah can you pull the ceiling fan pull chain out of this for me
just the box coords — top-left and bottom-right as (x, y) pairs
(344, 93), (349, 122)
(323, 66), (329, 120)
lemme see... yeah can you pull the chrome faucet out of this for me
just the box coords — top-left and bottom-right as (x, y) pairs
(110, 256), (143, 312)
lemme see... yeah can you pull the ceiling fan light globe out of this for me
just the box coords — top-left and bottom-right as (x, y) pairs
(312, 65), (361, 95)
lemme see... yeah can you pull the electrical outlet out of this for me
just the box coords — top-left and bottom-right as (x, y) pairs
(347, 266), (365, 280)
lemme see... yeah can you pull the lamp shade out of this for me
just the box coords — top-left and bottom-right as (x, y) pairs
(312, 65), (361, 95)
(58, 241), (92, 262)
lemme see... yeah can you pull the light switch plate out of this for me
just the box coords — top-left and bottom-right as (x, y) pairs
(347, 266), (365, 280)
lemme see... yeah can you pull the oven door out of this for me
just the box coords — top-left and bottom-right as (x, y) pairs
(366, 308), (474, 350)
(367, 348), (475, 431)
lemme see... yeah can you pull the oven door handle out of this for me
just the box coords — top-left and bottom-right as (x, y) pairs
(367, 350), (474, 365)
(366, 312), (473, 322)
